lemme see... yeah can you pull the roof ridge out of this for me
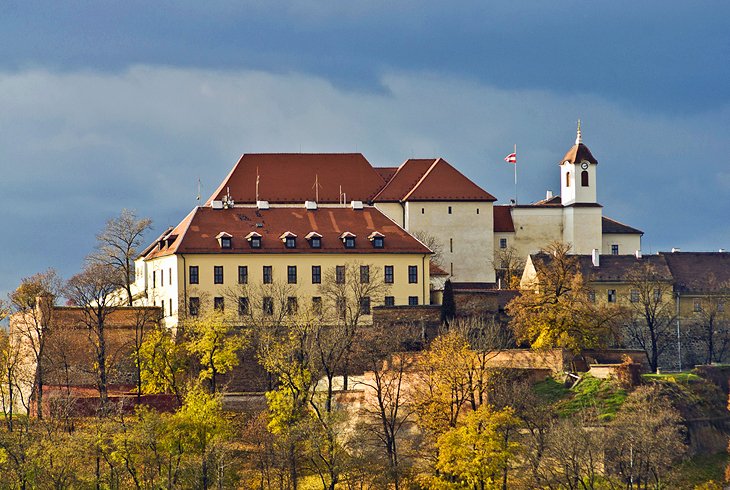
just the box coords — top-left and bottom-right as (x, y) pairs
(401, 158), (442, 202)
(167, 207), (200, 254)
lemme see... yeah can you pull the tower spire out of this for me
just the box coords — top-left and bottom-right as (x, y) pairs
(575, 119), (582, 145)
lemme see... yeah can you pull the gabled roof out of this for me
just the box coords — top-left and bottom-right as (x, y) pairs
(374, 167), (398, 183)
(660, 252), (730, 293)
(206, 153), (386, 205)
(560, 143), (598, 165)
(373, 158), (495, 203)
(493, 206), (515, 233)
(529, 252), (672, 283)
(142, 206), (432, 259)
(602, 216), (644, 235)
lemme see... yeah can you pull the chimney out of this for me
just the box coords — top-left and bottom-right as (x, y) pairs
(635, 250), (642, 259)
(546, 190), (553, 200)
(591, 249), (600, 267)
(671, 247), (681, 253)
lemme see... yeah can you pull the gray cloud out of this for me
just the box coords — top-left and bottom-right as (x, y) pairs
(1, 65), (728, 297)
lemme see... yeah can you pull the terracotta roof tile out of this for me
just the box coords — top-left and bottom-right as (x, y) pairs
(531, 253), (672, 283)
(206, 153), (386, 205)
(401, 158), (497, 202)
(143, 206), (432, 259)
(493, 206), (515, 232)
(374, 167), (398, 183)
(430, 262), (449, 276)
(602, 216), (643, 235)
(661, 252), (730, 293)
(372, 159), (435, 202)
(560, 143), (598, 165)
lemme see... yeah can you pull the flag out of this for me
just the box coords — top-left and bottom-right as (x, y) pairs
(504, 152), (517, 164)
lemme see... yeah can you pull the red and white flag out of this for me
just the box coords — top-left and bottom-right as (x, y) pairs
(504, 152), (516, 164)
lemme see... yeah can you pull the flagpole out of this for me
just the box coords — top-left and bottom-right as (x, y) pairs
(514, 144), (517, 205)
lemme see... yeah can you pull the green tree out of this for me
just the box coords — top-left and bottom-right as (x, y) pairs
(441, 279), (456, 325)
(139, 328), (187, 403)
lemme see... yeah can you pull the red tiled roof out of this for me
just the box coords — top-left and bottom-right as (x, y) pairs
(602, 216), (643, 235)
(493, 206), (515, 232)
(372, 159), (436, 202)
(402, 158), (496, 202)
(374, 167), (398, 183)
(430, 262), (449, 276)
(560, 143), (598, 165)
(206, 154), (386, 205)
(144, 206), (432, 259)
(660, 252), (730, 293)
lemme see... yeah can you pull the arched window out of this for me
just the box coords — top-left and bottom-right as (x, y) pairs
(565, 172), (571, 187)
(581, 170), (589, 187)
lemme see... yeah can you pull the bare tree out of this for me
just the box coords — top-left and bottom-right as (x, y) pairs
(412, 231), (443, 269)
(88, 209), (152, 306)
(65, 263), (124, 407)
(621, 262), (676, 372)
(492, 245), (526, 289)
(689, 276), (730, 364)
(8, 269), (62, 419)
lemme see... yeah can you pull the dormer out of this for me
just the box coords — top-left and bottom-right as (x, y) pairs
(368, 231), (385, 249)
(340, 231), (356, 249)
(245, 231), (262, 249)
(216, 231), (233, 249)
(280, 231), (297, 249)
(165, 234), (178, 248)
(305, 231), (322, 249)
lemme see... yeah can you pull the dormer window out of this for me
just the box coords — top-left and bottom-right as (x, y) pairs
(245, 232), (262, 249)
(280, 231), (297, 249)
(341, 232), (356, 249)
(216, 232), (233, 249)
(368, 231), (385, 249)
(306, 231), (322, 249)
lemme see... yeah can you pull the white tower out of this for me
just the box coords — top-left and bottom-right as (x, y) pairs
(560, 121), (603, 253)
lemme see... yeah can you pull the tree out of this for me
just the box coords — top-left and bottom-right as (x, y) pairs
(184, 307), (247, 393)
(506, 242), (617, 352)
(621, 262), (676, 372)
(8, 269), (62, 419)
(440, 279), (456, 325)
(492, 245), (526, 289)
(413, 230), (444, 269)
(138, 327), (187, 403)
(429, 404), (520, 490)
(689, 276), (730, 364)
(65, 263), (124, 406)
(88, 209), (152, 306)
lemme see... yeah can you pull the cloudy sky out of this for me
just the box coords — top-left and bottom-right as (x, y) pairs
(1, 1), (729, 297)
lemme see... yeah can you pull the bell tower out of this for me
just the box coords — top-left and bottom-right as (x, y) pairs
(560, 121), (603, 254)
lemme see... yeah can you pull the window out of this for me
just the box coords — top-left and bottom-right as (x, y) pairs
(312, 297), (322, 314)
(408, 296), (418, 306)
(384, 265), (394, 284)
(285, 236), (296, 248)
(719, 301), (725, 313)
(476, 208), (480, 214)
(588, 291), (596, 303)
(421, 207), (424, 214)
(499, 238), (507, 249)
(384, 296), (395, 307)
(373, 236), (384, 248)
(169, 298), (173, 317)
(238, 297), (249, 315)
(221, 236), (232, 249)
(310, 236), (321, 248)
(160, 269), (164, 285)
(630, 289), (639, 303)
(607, 289), (616, 303)
(611, 244), (619, 255)
(312, 266), (321, 284)
(263, 266), (272, 284)
(288, 265), (297, 284)
(336, 297), (346, 317)
(450, 238), (453, 253)
(263, 297), (274, 315)
(566, 172), (571, 187)
(360, 265), (370, 284)
(448, 206), (452, 214)
(214, 296), (224, 311)
(189, 266), (199, 284)
(287, 297), (298, 315)
(152, 270), (156, 288)
(654, 289), (662, 302)
(238, 266), (248, 284)
(694, 298), (702, 312)
(360, 297), (371, 315)
(169, 268), (172, 285)
(408, 265), (418, 284)
(214, 266), (224, 284)
(581, 170), (589, 187)
(336, 265), (345, 284)
(189, 297), (200, 316)
(250, 236), (261, 248)
(344, 236), (355, 248)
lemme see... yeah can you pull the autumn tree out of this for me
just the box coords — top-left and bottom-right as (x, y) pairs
(493, 245), (526, 289)
(8, 269), (62, 419)
(621, 262), (677, 372)
(138, 327), (188, 403)
(65, 262), (124, 406)
(507, 242), (617, 352)
(88, 209), (152, 306)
